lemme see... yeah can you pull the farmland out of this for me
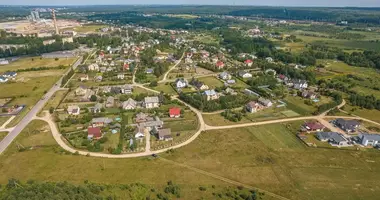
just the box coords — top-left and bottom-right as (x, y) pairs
(0, 57), (76, 72)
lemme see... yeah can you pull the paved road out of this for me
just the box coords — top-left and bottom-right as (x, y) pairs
(0, 56), (83, 155)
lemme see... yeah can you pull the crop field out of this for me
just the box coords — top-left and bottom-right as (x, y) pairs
(0, 57), (75, 72)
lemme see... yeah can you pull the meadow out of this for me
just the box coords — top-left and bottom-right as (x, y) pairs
(0, 57), (75, 72)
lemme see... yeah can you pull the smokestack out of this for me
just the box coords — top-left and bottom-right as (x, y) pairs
(52, 9), (59, 35)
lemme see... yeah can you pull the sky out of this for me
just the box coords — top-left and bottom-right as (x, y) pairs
(1, 0), (380, 7)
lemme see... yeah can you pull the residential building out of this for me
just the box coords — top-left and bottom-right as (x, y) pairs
(75, 86), (88, 96)
(142, 116), (163, 131)
(246, 101), (263, 113)
(203, 90), (219, 101)
(219, 71), (231, 80)
(106, 96), (115, 108)
(94, 75), (103, 82)
(135, 112), (151, 123)
(238, 71), (253, 78)
(88, 63), (99, 71)
(134, 126), (145, 138)
(117, 74), (125, 79)
(67, 105), (80, 115)
(144, 96), (160, 108)
(175, 78), (188, 88)
(359, 134), (380, 147)
(169, 107), (181, 118)
(2, 71), (17, 78)
(146, 68), (154, 74)
(288, 79), (308, 90)
(190, 79), (209, 90)
(122, 98), (137, 110)
(121, 84), (133, 94)
(87, 127), (102, 140)
(92, 103), (103, 113)
(226, 79), (236, 84)
(335, 118), (360, 133)
(304, 122), (325, 132)
(158, 128), (173, 141)
(316, 132), (349, 146)
(225, 87), (237, 95)
(301, 90), (317, 99)
(258, 97), (273, 107)
(91, 117), (113, 127)
(216, 61), (225, 69)
(79, 74), (89, 82)
(244, 59), (253, 67)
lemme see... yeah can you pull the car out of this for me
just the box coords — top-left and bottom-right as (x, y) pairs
(152, 154), (158, 158)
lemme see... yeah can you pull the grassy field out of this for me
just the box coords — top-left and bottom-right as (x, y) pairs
(72, 25), (107, 33)
(0, 116), (10, 127)
(198, 76), (224, 89)
(0, 131), (8, 141)
(342, 104), (380, 123)
(283, 96), (331, 116)
(42, 90), (68, 111)
(0, 57), (75, 72)
(151, 83), (176, 94)
(163, 122), (380, 200)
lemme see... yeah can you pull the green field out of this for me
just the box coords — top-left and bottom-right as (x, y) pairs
(163, 122), (380, 200)
(72, 25), (108, 33)
(0, 57), (75, 72)
(342, 104), (380, 123)
(198, 76), (224, 89)
(0, 131), (8, 141)
(42, 90), (68, 111)
(151, 83), (176, 94)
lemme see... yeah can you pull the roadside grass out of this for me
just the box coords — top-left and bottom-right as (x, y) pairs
(42, 90), (68, 110)
(0, 131), (8, 141)
(198, 76), (224, 89)
(151, 83), (176, 94)
(3, 75), (61, 128)
(163, 122), (380, 200)
(0, 57), (75, 72)
(342, 104), (380, 123)
(0, 117), (10, 127)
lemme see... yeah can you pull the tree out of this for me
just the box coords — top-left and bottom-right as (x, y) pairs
(149, 81), (158, 87)
(90, 95), (98, 102)
(49, 107), (54, 114)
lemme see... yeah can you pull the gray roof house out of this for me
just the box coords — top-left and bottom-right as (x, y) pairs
(106, 96), (115, 108)
(359, 134), (380, 147)
(91, 117), (113, 127)
(335, 118), (360, 133)
(144, 96), (160, 108)
(158, 128), (173, 141)
(258, 97), (273, 107)
(93, 103), (103, 113)
(122, 98), (137, 110)
(316, 132), (349, 146)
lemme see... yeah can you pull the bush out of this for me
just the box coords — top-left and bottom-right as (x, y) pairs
(199, 186), (207, 191)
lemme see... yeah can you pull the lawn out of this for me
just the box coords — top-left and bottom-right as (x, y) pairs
(0, 57), (76, 72)
(151, 83), (176, 94)
(163, 122), (380, 200)
(342, 104), (380, 123)
(42, 90), (68, 110)
(4, 75), (62, 128)
(198, 76), (224, 89)
(283, 95), (331, 116)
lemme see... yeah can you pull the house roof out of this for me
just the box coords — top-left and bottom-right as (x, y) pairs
(175, 78), (187, 84)
(305, 122), (324, 130)
(169, 107), (181, 116)
(336, 118), (360, 129)
(123, 98), (137, 108)
(92, 117), (113, 124)
(245, 59), (253, 63)
(317, 132), (347, 143)
(204, 90), (217, 96)
(238, 70), (251, 76)
(360, 134), (380, 142)
(88, 127), (102, 138)
(258, 97), (272, 105)
(247, 101), (260, 108)
(144, 96), (159, 104)
(216, 61), (224, 66)
(146, 68), (154, 73)
(220, 71), (229, 77)
(94, 103), (103, 110)
(158, 128), (172, 138)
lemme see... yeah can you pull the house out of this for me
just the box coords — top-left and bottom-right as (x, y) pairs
(117, 74), (125, 79)
(304, 122), (325, 132)
(219, 71), (231, 80)
(266, 57), (274, 63)
(3, 71), (17, 78)
(0, 76), (8, 83)
(121, 84), (133, 94)
(146, 68), (154, 74)
(301, 90), (317, 99)
(277, 74), (289, 82)
(246, 101), (263, 113)
(169, 107), (181, 118)
(216, 61), (225, 69)
(226, 79), (236, 84)
(79, 74), (89, 82)
(359, 134), (380, 147)
(316, 132), (349, 146)
(94, 75), (103, 82)
(144, 96), (160, 108)
(335, 118), (360, 133)
(142, 116), (163, 131)
(244, 59), (253, 67)
(91, 117), (113, 127)
(158, 128), (173, 141)
(190, 79), (209, 90)
(106, 96), (115, 108)
(88, 63), (99, 71)
(258, 97), (273, 107)
(175, 78), (188, 88)
(203, 90), (219, 101)
(75, 85), (88, 96)
(67, 105), (80, 115)
(122, 98), (137, 110)
(134, 126), (145, 138)
(294, 80), (308, 90)
(225, 88), (237, 95)
(238, 71), (253, 78)
(92, 103), (103, 113)
(87, 127), (102, 140)
(123, 63), (130, 71)
(100, 67), (107, 73)
(135, 112), (151, 123)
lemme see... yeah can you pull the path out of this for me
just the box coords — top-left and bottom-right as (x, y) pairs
(0, 56), (83, 155)
(159, 51), (186, 83)
(0, 116), (15, 129)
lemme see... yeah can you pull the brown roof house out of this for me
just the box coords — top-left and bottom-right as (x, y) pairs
(87, 127), (102, 140)
(158, 128), (172, 141)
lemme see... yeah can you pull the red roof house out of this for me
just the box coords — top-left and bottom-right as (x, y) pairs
(304, 122), (325, 131)
(169, 107), (181, 118)
(88, 127), (102, 140)
(123, 63), (130, 70)
(245, 59), (253, 66)
(216, 61), (225, 69)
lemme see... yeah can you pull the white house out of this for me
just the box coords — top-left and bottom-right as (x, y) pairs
(0, 76), (8, 83)
(219, 71), (232, 80)
(122, 98), (137, 110)
(121, 84), (133, 94)
(246, 101), (263, 113)
(67, 105), (80, 115)
(359, 134), (380, 147)
(144, 96), (160, 108)
(238, 71), (253, 78)
(175, 78), (188, 88)
(88, 63), (100, 71)
(203, 90), (219, 101)
(266, 57), (274, 63)
(79, 75), (89, 82)
(117, 74), (125, 79)
(292, 80), (308, 90)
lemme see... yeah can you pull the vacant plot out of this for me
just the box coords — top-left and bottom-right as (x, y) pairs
(72, 24), (107, 33)
(0, 131), (8, 141)
(0, 57), (75, 72)
(151, 83), (176, 94)
(42, 90), (68, 111)
(283, 96), (331, 116)
(164, 122), (380, 200)
(198, 76), (224, 89)
(342, 104), (380, 123)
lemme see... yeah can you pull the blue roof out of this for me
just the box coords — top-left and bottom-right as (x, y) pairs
(204, 90), (216, 96)
(146, 68), (154, 73)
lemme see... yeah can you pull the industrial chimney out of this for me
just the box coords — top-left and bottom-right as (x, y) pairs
(51, 9), (59, 35)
